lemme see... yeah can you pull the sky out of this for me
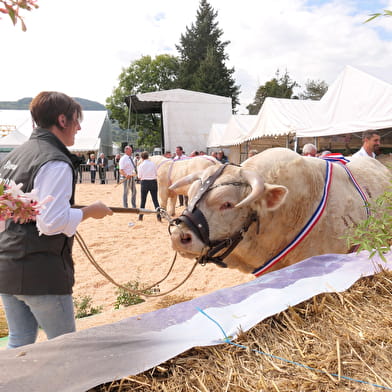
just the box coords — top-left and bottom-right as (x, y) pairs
(1, 0), (392, 114)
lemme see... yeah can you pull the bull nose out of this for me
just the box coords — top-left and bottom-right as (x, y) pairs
(180, 232), (192, 245)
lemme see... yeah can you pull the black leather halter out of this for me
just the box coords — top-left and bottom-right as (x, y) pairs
(169, 164), (258, 268)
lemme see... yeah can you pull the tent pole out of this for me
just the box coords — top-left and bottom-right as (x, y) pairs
(127, 97), (132, 143)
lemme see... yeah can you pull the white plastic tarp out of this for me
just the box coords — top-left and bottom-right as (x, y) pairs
(297, 66), (392, 137)
(0, 250), (390, 392)
(207, 123), (227, 148)
(135, 89), (232, 154)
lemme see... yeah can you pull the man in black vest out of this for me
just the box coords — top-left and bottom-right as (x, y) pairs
(0, 91), (113, 349)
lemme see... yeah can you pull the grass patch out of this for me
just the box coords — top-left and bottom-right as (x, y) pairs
(0, 306), (8, 338)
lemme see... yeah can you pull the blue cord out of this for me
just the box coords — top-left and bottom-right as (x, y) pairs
(196, 307), (392, 391)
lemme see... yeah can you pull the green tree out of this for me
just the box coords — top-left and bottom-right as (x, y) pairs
(176, 0), (240, 110)
(106, 54), (180, 149)
(365, 9), (392, 23)
(247, 70), (299, 115)
(299, 79), (328, 100)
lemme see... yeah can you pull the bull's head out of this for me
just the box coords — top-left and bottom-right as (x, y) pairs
(169, 164), (288, 273)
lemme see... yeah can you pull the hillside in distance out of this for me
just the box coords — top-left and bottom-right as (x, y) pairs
(0, 97), (106, 110)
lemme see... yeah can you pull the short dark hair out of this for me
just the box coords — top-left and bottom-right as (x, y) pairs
(141, 151), (149, 159)
(363, 130), (379, 140)
(176, 146), (183, 151)
(30, 91), (82, 129)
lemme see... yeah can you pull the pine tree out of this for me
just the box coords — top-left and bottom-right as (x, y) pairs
(176, 0), (240, 109)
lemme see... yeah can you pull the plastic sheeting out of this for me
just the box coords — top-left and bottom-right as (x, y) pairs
(0, 250), (390, 392)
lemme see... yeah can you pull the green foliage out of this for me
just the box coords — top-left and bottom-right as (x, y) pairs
(114, 280), (153, 309)
(176, 0), (240, 109)
(105, 54), (180, 149)
(365, 9), (392, 23)
(0, 0), (39, 31)
(299, 79), (328, 100)
(345, 183), (392, 262)
(247, 69), (299, 114)
(0, 306), (8, 338)
(73, 295), (103, 319)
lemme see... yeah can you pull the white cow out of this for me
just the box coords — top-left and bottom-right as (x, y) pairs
(169, 148), (391, 276)
(151, 155), (220, 216)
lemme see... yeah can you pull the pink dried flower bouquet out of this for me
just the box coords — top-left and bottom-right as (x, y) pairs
(0, 181), (53, 232)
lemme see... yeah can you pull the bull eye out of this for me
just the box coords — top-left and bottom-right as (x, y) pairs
(220, 201), (234, 210)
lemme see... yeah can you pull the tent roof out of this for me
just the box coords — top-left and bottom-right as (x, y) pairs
(207, 115), (257, 148)
(0, 110), (109, 151)
(0, 129), (28, 147)
(297, 65), (392, 137)
(244, 98), (320, 140)
(125, 89), (232, 114)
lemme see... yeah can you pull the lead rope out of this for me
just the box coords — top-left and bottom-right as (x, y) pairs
(74, 230), (199, 298)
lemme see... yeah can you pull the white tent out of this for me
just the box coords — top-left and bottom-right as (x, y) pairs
(207, 115), (257, 148)
(206, 123), (227, 148)
(0, 129), (28, 148)
(244, 97), (320, 140)
(297, 65), (392, 137)
(0, 110), (112, 155)
(127, 89), (232, 154)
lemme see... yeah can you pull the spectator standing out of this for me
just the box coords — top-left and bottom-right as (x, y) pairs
(302, 143), (317, 157)
(137, 151), (161, 222)
(0, 91), (113, 349)
(248, 149), (258, 158)
(119, 145), (137, 208)
(352, 130), (381, 158)
(75, 152), (85, 183)
(217, 150), (228, 163)
(173, 146), (188, 207)
(113, 153), (121, 184)
(97, 152), (108, 184)
(86, 153), (97, 183)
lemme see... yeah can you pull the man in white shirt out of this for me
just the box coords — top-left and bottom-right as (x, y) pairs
(352, 130), (381, 159)
(119, 145), (137, 208)
(137, 151), (160, 221)
(173, 146), (188, 206)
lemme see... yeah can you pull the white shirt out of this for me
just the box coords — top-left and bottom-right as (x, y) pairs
(119, 154), (136, 176)
(173, 154), (187, 161)
(352, 146), (375, 158)
(34, 161), (83, 237)
(138, 159), (157, 180)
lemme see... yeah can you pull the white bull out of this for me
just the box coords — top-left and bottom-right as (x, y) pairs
(169, 148), (392, 276)
(151, 155), (220, 216)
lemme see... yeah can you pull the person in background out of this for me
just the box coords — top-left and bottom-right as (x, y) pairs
(190, 150), (199, 157)
(352, 130), (381, 158)
(86, 153), (97, 183)
(173, 146), (188, 207)
(211, 151), (218, 159)
(137, 151), (161, 222)
(302, 143), (317, 157)
(119, 145), (137, 208)
(216, 150), (228, 163)
(75, 152), (85, 183)
(113, 153), (121, 184)
(0, 91), (113, 349)
(164, 151), (173, 159)
(97, 152), (108, 184)
(248, 149), (259, 158)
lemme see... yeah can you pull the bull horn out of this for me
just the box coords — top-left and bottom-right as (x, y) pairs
(169, 171), (203, 190)
(235, 169), (265, 208)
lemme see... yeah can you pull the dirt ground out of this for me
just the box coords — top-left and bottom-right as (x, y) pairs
(64, 183), (251, 332)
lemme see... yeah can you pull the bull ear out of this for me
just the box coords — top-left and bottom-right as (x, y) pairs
(169, 171), (203, 190)
(264, 184), (288, 210)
